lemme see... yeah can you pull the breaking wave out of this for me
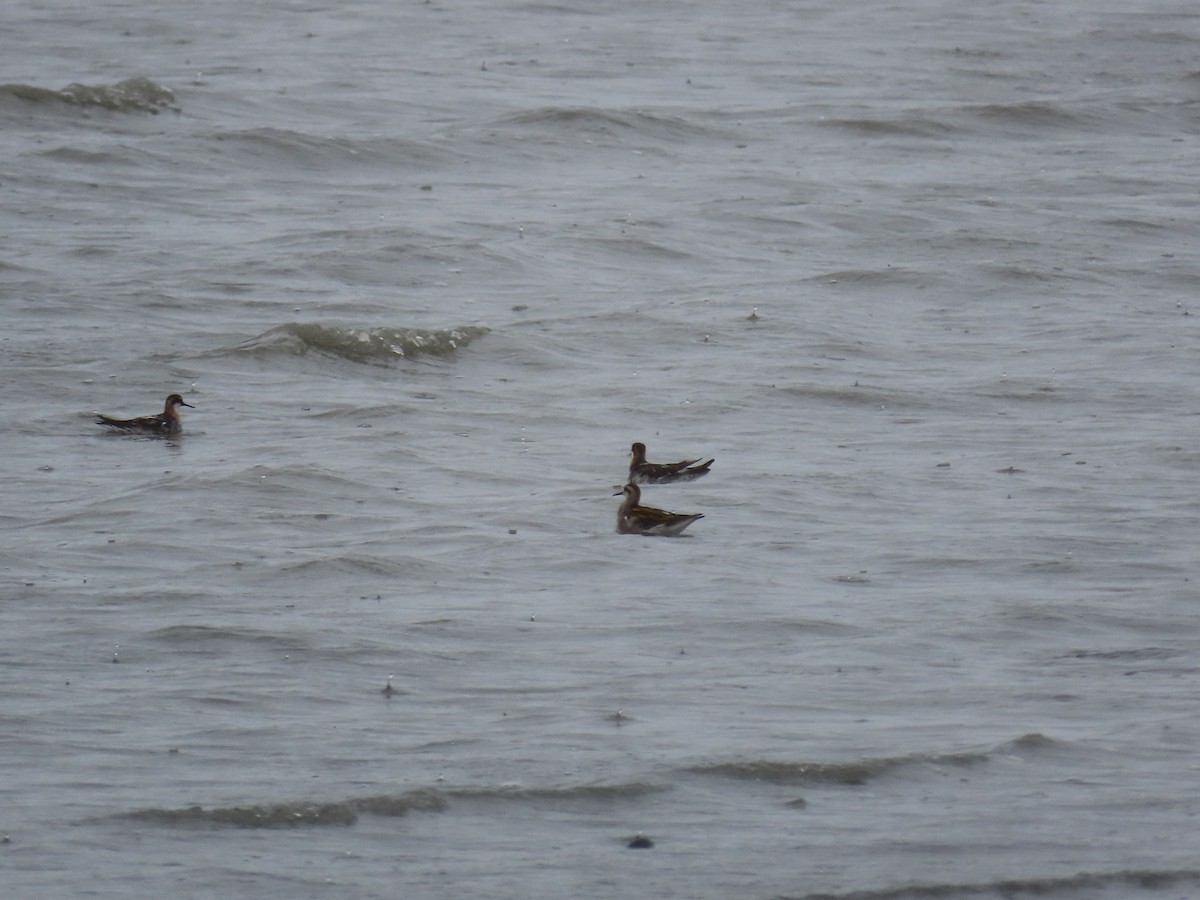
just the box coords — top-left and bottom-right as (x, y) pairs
(231, 322), (489, 365)
(0, 77), (175, 113)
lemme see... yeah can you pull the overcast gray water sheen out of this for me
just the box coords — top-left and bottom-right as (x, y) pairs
(3, 1), (1200, 897)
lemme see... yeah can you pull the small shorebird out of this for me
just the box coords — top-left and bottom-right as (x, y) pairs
(629, 441), (714, 484)
(95, 393), (195, 435)
(615, 482), (704, 536)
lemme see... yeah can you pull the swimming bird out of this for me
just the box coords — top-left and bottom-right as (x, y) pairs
(95, 393), (194, 435)
(615, 482), (704, 536)
(629, 441), (713, 484)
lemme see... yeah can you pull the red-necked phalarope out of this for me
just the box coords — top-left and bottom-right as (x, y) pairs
(615, 483), (704, 536)
(629, 441), (714, 484)
(95, 393), (194, 435)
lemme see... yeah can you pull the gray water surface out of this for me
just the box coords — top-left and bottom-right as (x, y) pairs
(2, 1), (1199, 897)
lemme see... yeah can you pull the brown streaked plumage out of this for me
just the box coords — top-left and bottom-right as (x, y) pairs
(629, 441), (713, 484)
(615, 482), (704, 536)
(95, 393), (195, 435)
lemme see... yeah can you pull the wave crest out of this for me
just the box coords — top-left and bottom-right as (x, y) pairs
(791, 867), (1200, 900)
(0, 77), (175, 112)
(687, 749), (987, 786)
(110, 784), (662, 829)
(233, 323), (488, 364)
(117, 790), (446, 829)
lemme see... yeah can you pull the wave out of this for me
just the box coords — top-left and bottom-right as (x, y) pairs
(685, 748), (987, 787)
(967, 100), (1093, 131)
(775, 383), (933, 411)
(229, 323), (489, 365)
(805, 267), (933, 286)
(210, 127), (450, 170)
(110, 782), (662, 829)
(457, 106), (726, 156)
(115, 790), (446, 829)
(0, 77), (175, 113)
(444, 781), (667, 804)
(497, 106), (717, 141)
(147, 624), (310, 652)
(274, 555), (427, 579)
(686, 735), (1060, 787)
(815, 116), (958, 139)
(785, 867), (1200, 900)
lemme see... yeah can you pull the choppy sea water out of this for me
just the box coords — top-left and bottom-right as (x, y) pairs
(3, 0), (1200, 897)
